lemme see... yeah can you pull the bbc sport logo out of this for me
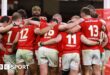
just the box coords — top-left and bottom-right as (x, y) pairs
(0, 64), (29, 70)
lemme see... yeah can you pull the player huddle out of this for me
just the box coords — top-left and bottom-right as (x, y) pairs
(0, 5), (108, 75)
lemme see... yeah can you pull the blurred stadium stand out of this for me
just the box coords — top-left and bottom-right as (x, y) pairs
(0, 0), (103, 22)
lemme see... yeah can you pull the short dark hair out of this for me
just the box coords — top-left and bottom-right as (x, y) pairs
(81, 7), (91, 15)
(12, 12), (22, 21)
(17, 9), (27, 19)
(86, 5), (95, 11)
(0, 16), (10, 23)
(86, 5), (98, 18)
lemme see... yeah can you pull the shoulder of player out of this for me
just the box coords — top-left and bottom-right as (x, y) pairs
(59, 31), (68, 37)
(99, 19), (106, 25)
(26, 25), (39, 31)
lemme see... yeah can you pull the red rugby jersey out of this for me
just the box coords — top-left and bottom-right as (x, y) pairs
(80, 18), (102, 50)
(60, 32), (81, 54)
(17, 25), (37, 51)
(40, 24), (59, 50)
(2, 25), (20, 55)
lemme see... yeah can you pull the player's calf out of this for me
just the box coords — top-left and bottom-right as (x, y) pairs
(49, 67), (58, 75)
(92, 64), (101, 75)
(29, 63), (37, 75)
(62, 70), (70, 75)
(39, 63), (48, 75)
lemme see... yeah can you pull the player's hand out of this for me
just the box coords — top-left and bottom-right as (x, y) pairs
(24, 19), (29, 25)
(19, 24), (24, 27)
(79, 18), (84, 22)
(38, 42), (41, 47)
(0, 43), (6, 52)
(39, 16), (47, 21)
(48, 22), (56, 28)
(98, 39), (103, 45)
(7, 48), (13, 53)
(38, 42), (44, 47)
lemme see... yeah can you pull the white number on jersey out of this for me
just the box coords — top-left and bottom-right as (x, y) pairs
(88, 25), (98, 37)
(20, 28), (29, 39)
(44, 30), (54, 38)
(7, 31), (12, 43)
(66, 34), (76, 45)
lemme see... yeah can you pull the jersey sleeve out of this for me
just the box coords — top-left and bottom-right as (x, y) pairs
(40, 19), (48, 29)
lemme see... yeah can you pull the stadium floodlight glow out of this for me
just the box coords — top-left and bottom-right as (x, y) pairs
(1, 0), (7, 16)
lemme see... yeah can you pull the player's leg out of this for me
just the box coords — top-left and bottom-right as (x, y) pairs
(35, 50), (40, 75)
(40, 63), (48, 75)
(83, 66), (91, 75)
(23, 50), (37, 75)
(17, 63), (25, 75)
(62, 54), (71, 75)
(100, 51), (105, 75)
(82, 50), (92, 75)
(49, 67), (58, 75)
(92, 64), (100, 75)
(69, 53), (80, 75)
(28, 63), (37, 75)
(104, 49), (110, 64)
(92, 50), (101, 75)
(37, 47), (48, 75)
(16, 49), (25, 75)
(58, 57), (62, 75)
(0, 51), (7, 75)
(0, 56), (7, 75)
(46, 48), (58, 75)
(3, 54), (16, 75)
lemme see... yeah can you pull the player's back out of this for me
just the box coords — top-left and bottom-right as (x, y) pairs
(40, 24), (59, 50)
(80, 18), (102, 49)
(18, 25), (37, 50)
(60, 31), (81, 54)
(81, 18), (102, 40)
(2, 25), (20, 54)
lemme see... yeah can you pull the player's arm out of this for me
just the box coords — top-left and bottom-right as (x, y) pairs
(100, 19), (106, 31)
(39, 16), (47, 21)
(24, 19), (40, 26)
(100, 32), (108, 47)
(58, 18), (83, 31)
(0, 35), (6, 51)
(39, 34), (62, 46)
(34, 25), (54, 35)
(13, 32), (19, 44)
(0, 43), (6, 51)
(0, 24), (13, 33)
(0, 34), (3, 40)
(12, 32), (19, 50)
(66, 25), (81, 33)
(81, 34), (100, 46)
